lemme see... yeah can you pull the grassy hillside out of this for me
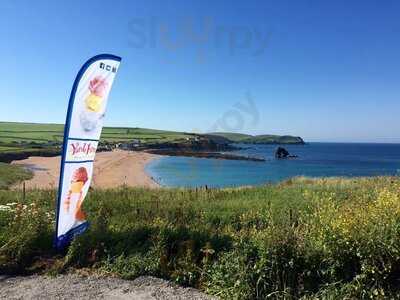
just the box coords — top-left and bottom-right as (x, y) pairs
(207, 132), (253, 142)
(243, 134), (305, 144)
(0, 122), (193, 146)
(0, 122), (198, 158)
(209, 132), (305, 144)
(1, 177), (399, 298)
(0, 122), (305, 159)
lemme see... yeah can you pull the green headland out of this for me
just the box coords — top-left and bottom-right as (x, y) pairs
(0, 121), (304, 162)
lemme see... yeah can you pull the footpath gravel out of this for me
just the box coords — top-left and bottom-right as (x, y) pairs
(0, 274), (216, 300)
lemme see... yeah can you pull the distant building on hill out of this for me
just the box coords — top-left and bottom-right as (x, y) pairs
(118, 139), (141, 150)
(185, 136), (200, 142)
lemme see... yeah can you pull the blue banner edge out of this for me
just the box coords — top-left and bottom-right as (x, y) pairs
(55, 221), (90, 249)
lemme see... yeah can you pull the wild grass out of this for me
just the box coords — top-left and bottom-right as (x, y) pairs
(0, 163), (33, 189)
(0, 176), (399, 299)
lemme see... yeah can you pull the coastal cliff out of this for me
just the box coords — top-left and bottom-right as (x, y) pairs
(208, 132), (305, 145)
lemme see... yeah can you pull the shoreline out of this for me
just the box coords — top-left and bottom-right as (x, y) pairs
(144, 149), (266, 161)
(11, 150), (161, 190)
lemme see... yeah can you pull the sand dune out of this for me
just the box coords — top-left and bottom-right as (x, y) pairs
(12, 150), (160, 189)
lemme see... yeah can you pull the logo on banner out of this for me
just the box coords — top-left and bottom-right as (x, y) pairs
(100, 62), (117, 73)
(67, 141), (98, 161)
(79, 76), (109, 133)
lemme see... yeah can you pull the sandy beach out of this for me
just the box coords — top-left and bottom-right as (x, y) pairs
(11, 150), (160, 189)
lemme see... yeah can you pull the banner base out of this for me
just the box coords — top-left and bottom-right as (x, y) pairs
(54, 221), (89, 250)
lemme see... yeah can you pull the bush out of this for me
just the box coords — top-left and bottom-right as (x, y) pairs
(0, 177), (400, 298)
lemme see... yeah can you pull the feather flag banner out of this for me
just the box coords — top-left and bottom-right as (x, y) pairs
(55, 54), (121, 249)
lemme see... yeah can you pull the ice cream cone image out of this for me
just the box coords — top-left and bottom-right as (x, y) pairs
(86, 76), (107, 112)
(80, 76), (108, 132)
(64, 167), (89, 222)
(86, 94), (103, 112)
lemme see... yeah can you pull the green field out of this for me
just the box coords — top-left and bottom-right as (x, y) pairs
(0, 122), (193, 149)
(0, 122), (305, 156)
(1, 177), (399, 299)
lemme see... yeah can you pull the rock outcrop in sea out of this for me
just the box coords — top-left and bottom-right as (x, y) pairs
(275, 147), (298, 159)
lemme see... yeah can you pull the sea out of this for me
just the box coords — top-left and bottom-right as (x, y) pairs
(146, 143), (400, 188)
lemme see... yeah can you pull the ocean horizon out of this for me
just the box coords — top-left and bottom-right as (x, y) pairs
(146, 142), (400, 188)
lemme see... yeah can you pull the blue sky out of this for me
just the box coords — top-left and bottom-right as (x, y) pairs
(1, 0), (399, 142)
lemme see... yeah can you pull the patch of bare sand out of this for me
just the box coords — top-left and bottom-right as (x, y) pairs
(11, 150), (160, 189)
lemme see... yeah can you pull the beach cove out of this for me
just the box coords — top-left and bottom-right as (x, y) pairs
(11, 150), (160, 189)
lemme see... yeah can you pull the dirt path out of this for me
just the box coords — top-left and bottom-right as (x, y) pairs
(0, 274), (215, 300)
(11, 150), (160, 190)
